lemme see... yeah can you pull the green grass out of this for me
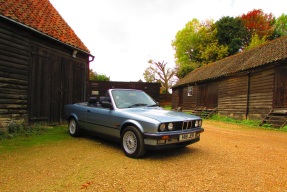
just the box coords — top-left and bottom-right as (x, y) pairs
(0, 125), (70, 154)
(209, 114), (287, 132)
(162, 105), (172, 110)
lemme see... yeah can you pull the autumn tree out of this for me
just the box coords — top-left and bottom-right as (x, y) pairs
(143, 60), (176, 93)
(241, 9), (275, 40)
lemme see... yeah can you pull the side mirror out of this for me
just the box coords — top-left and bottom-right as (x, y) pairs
(101, 101), (113, 110)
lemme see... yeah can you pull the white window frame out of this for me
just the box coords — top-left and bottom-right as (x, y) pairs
(187, 86), (193, 96)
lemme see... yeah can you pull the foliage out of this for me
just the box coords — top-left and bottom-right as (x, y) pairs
(89, 69), (110, 81)
(175, 62), (197, 79)
(172, 19), (202, 71)
(97, 74), (110, 81)
(209, 114), (287, 131)
(171, 9), (284, 79)
(274, 13), (287, 37)
(241, 9), (275, 40)
(215, 16), (248, 55)
(0, 121), (46, 140)
(89, 69), (97, 80)
(172, 19), (228, 78)
(245, 34), (267, 50)
(143, 60), (176, 93)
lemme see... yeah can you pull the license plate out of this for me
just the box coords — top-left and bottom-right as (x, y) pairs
(179, 133), (195, 141)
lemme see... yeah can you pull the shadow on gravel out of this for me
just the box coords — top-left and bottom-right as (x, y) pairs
(78, 130), (202, 159)
(144, 147), (201, 160)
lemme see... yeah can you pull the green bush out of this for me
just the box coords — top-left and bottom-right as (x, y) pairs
(0, 121), (45, 140)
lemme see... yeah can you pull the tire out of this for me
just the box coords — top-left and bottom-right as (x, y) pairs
(68, 118), (81, 137)
(121, 126), (146, 158)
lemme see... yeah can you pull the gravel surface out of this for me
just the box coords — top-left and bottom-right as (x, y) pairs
(1, 121), (287, 192)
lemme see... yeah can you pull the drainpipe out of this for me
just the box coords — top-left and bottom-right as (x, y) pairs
(245, 73), (250, 119)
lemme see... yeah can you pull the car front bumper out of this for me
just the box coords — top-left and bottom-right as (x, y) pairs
(143, 127), (204, 149)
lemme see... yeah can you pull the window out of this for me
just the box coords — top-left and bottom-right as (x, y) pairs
(187, 86), (193, 96)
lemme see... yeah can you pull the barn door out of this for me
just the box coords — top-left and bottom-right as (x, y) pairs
(273, 66), (287, 108)
(29, 47), (86, 124)
(197, 82), (218, 108)
(29, 49), (55, 122)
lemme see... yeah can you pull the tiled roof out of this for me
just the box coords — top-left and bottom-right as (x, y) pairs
(174, 36), (287, 88)
(0, 0), (90, 53)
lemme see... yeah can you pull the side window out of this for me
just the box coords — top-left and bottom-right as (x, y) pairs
(105, 92), (111, 102)
(187, 86), (193, 96)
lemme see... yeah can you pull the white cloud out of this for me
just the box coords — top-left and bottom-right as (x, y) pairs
(50, 0), (286, 81)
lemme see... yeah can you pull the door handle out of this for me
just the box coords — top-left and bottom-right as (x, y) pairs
(87, 110), (91, 112)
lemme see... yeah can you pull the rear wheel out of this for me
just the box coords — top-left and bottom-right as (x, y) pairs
(121, 126), (146, 158)
(68, 118), (81, 137)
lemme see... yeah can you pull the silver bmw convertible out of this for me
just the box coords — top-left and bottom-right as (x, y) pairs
(64, 89), (204, 158)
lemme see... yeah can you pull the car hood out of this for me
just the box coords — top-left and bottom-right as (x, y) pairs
(121, 107), (200, 122)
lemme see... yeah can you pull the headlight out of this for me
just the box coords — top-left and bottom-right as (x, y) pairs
(167, 123), (174, 131)
(159, 124), (166, 131)
(199, 120), (202, 127)
(195, 120), (202, 127)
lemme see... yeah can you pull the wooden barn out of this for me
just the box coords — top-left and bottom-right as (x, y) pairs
(0, 0), (93, 125)
(89, 81), (161, 103)
(172, 36), (287, 128)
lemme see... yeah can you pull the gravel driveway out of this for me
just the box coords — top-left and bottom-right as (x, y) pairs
(1, 121), (287, 192)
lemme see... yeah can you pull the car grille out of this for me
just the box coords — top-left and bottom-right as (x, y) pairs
(174, 121), (196, 131)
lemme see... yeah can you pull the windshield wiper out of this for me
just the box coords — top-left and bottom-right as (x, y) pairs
(128, 103), (148, 108)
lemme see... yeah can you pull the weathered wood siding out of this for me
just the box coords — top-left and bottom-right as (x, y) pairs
(0, 17), (89, 125)
(182, 86), (198, 110)
(218, 75), (248, 119)
(29, 46), (87, 123)
(158, 94), (172, 107)
(171, 89), (179, 109)
(89, 81), (161, 102)
(248, 68), (275, 119)
(172, 86), (198, 110)
(0, 21), (29, 124)
(198, 82), (218, 108)
(274, 65), (287, 108)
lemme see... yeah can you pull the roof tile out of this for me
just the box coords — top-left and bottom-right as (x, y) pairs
(174, 36), (287, 88)
(0, 0), (90, 53)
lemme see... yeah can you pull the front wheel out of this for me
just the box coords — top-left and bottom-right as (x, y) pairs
(68, 118), (81, 137)
(121, 126), (146, 158)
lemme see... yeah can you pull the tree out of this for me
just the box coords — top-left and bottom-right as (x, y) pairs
(143, 60), (176, 93)
(172, 19), (228, 78)
(172, 19), (202, 70)
(89, 69), (110, 81)
(274, 13), (287, 37)
(89, 69), (97, 80)
(96, 74), (110, 81)
(245, 33), (267, 51)
(241, 9), (275, 40)
(215, 16), (248, 55)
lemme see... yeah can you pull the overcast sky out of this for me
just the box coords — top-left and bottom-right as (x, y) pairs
(50, 0), (286, 81)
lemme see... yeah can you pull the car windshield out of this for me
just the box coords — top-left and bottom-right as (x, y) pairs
(111, 90), (157, 109)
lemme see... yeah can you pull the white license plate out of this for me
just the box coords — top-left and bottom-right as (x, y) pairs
(179, 133), (195, 141)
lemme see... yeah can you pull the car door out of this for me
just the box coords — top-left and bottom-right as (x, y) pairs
(85, 106), (121, 138)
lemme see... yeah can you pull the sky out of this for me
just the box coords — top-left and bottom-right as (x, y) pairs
(50, 0), (286, 82)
